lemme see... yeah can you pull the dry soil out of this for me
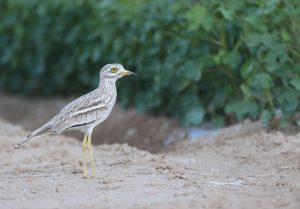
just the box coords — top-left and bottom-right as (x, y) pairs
(0, 95), (299, 209)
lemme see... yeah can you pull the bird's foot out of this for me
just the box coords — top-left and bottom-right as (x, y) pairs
(81, 173), (99, 179)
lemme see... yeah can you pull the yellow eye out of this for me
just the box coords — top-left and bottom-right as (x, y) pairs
(111, 67), (118, 73)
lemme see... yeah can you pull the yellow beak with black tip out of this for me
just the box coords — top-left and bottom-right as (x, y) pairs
(122, 70), (136, 76)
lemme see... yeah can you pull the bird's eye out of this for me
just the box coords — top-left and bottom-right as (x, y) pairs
(111, 67), (118, 73)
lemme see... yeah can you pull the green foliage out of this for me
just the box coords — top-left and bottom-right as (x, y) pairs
(1, 0), (300, 126)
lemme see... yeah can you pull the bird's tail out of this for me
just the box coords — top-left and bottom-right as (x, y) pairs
(14, 136), (33, 149)
(14, 123), (53, 149)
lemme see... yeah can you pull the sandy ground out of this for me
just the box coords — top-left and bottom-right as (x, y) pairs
(0, 117), (299, 209)
(0, 94), (299, 208)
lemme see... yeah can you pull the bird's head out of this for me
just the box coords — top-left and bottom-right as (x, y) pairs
(99, 63), (135, 81)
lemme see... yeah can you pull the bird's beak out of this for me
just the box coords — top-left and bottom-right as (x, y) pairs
(122, 70), (136, 76)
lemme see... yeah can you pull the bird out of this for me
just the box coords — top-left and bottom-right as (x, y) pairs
(14, 63), (136, 178)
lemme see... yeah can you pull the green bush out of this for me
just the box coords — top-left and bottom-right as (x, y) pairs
(1, 0), (300, 127)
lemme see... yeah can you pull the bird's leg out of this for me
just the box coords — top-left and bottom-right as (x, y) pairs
(82, 134), (88, 178)
(87, 134), (96, 178)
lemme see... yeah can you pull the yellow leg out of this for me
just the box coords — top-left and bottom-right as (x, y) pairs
(87, 134), (96, 178)
(82, 134), (88, 178)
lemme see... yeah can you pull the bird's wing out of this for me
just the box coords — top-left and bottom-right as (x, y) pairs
(14, 89), (111, 148)
(49, 89), (111, 132)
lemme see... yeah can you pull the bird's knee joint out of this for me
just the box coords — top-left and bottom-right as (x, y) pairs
(82, 142), (87, 149)
(87, 144), (92, 150)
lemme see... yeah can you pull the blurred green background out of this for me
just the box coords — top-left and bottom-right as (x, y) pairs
(1, 0), (300, 127)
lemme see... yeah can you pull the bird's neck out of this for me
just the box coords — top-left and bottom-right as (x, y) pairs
(98, 77), (117, 92)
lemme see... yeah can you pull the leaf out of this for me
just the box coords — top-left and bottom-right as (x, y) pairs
(260, 110), (272, 126)
(178, 79), (192, 92)
(290, 77), (300, 91)
(184, 105), (205, 126)
(240, 84), (252, 98)
(225, 99), (258, 121)
(296, 118), (300, 127)
(219, 7), (235, 21)
(211, 115), (224, 127)
(241, 60), (255, 78)
(282, 97), (298, 113)
(260, 33), (278, 48)
(277, 88), (299, 110)
(265, 43), (289, 68)
(281, 29), (291, 42)
(184, 5), (214, 31)
(243, 33), (262, 47)
(250, 73), (273, 90)
(177, 62), (202, 81)
(222, 51), (241, 69)
(293, 63), (300, 73)
(245, 14), (267, 32)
